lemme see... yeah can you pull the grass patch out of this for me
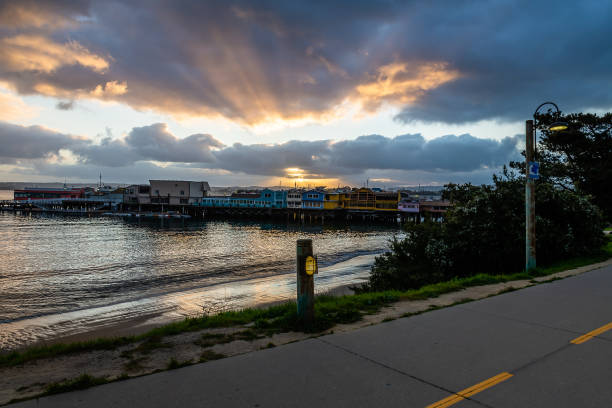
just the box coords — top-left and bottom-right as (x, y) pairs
(43, 374), (107, 396)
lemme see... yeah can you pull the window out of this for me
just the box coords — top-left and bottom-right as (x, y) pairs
(180, 190), (185, 195)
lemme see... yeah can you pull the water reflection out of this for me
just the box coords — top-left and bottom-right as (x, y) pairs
(0, 212), (401, 350)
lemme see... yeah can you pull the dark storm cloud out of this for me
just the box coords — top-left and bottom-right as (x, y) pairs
(214, 133), (520, 177)
(1, 120), (520, 178)
(0, 121), (86, 163)
(214, 140), (332, 176)
(391, 1), (612, 123)
(1, 0), (609, 124)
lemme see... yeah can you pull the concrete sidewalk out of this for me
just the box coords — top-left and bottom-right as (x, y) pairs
(10, 264), (612, 407)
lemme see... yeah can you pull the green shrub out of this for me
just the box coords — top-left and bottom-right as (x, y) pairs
(366, 173), (606, 291)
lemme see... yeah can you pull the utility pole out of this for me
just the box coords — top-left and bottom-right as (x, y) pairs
(525, 120), (536, 271)
(525, 102), (567, 272)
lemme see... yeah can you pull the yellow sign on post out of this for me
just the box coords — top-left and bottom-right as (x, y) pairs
(305, 255), (317, 276)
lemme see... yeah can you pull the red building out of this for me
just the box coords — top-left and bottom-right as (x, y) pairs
(13, 187), (85, 201)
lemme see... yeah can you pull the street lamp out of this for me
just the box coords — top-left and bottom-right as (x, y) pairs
(525, 102), (568, 272)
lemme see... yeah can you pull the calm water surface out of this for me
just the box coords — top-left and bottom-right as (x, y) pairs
(0, 211), (401, 350)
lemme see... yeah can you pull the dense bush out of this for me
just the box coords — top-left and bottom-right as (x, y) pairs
(366, 173), (606, 291)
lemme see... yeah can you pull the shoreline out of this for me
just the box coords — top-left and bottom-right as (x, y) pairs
(1, 253), (370, 352)
(24, 282), (361, 350)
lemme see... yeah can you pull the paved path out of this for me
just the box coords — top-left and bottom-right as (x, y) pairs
(11, 264), (612, 407)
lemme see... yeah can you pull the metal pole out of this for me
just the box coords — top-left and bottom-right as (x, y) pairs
(525, 120), (536, 271)
(296, 239), (314, 327)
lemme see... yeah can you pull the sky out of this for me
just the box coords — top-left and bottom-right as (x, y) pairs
(0, 0), (610, 188)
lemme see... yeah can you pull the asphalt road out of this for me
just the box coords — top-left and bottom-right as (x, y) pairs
(10, 263), (612, 407)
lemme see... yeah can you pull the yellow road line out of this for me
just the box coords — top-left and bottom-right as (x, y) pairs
(571, 322), (612, 344)
(426, 372), (513, 408)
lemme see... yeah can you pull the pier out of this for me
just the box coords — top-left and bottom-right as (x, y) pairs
(1, 199), (445, 223)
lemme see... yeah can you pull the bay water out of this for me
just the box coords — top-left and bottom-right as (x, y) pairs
(0, 208), (400, 350)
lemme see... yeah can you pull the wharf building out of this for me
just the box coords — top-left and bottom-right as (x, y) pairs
(149, 180), (210, 205)
(287, 189), (302, 208)
(11, 185), (125, 213)
(7, 181), (450, 222)
(200, 189), (287, 209)
(301, 190), (324, 209)
(13, 187), (85, 201)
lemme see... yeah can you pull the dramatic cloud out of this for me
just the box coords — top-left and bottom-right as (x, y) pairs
(1, 1), (608, 125)
(215, 133), (520, 178)
(0, 120), (521, 182)
(0, 122), (86, 163)
(74, 123), (224, 166)
(355, 62), (460, 112)
(0, 35), (108, 74)
(90, 81), (127, 98)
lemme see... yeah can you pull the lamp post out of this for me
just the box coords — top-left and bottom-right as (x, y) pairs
(525, 102), (568, 272)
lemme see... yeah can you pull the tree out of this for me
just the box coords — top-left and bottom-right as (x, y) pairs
(535, 112), (612, 222)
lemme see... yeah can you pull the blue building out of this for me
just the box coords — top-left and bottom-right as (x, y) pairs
(200, 189), (287, 208)
(302, 189), (324, 209)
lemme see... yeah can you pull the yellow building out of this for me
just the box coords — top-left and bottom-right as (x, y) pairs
(336, 188), (400, 211)
(323, 192), (344, 209)
(374, 191), (400, 211)
(344, 188), (375, 210)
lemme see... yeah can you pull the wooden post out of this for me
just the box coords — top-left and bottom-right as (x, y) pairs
(296, 239), (314, 327)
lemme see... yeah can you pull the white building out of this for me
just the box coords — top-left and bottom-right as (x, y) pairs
(124, 184), (151, 205)
(149, 180), (210, 205)
(287, 189), (303, 209)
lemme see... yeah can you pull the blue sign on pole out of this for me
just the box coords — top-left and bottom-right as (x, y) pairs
(528, 161), (540, 180)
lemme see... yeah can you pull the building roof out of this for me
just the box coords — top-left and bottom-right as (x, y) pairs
(230, 193), (260, 198)
(15, 187), (83, 192)
(149, 180), (210, 191)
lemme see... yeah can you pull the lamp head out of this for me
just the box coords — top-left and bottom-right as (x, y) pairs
(548, 122), (568, 132)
